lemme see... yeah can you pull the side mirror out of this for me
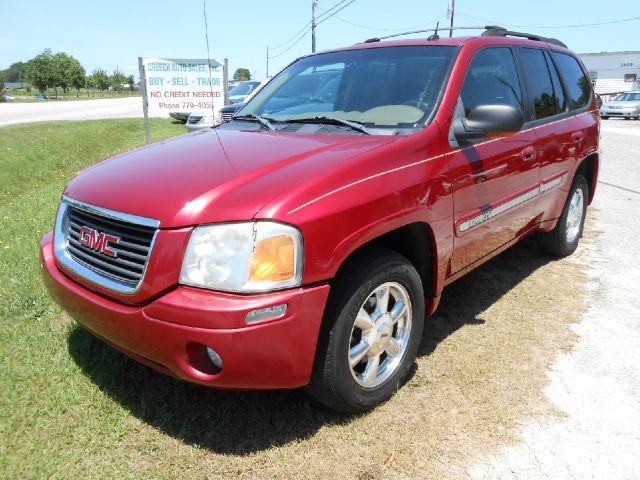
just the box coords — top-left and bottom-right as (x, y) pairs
(452, 104), (524, 146)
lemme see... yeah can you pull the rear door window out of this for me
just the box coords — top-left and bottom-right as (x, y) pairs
(546, 51), (567, 113)
(460, 47), (524, 118)
(552, 52), (591, 110)
(519, 48), (558, 120)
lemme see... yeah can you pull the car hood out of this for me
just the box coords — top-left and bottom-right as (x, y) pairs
(64, 128), (397, 228)
(603, 101), (640, 108)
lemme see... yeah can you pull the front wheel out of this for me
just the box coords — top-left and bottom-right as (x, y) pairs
(307, 250), (424, 413)
(537, 175), (588, 256)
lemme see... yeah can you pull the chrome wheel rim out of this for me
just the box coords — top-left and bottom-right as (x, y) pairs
(565, 188), (584, 244)
(348, 282), (412, 389)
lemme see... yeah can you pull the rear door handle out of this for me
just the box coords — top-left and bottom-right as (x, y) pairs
(522, 147), (537, 162)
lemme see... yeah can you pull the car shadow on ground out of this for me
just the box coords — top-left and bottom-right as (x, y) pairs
(67, 236), (555, 454)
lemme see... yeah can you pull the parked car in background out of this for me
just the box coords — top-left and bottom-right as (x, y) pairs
(229, 81), (261, 104)
(185, 111), (216, 132)
(172, 82), (250, 124)
(595, 93), (602, 109)
(41, 28), (599, 413)
(218, 102), (245, 123)
(600, 91), (640, 119)
(35, 93), (47, 100)
(218, 78), (272, 123)
(169, 112), (191, 124)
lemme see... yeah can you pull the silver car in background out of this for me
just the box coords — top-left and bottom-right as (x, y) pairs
(600, 91), (640, 120)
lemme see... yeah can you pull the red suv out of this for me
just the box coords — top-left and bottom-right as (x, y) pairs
(40, 28), (599, 412)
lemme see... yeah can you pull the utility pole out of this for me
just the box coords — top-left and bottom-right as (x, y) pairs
(448, 0), (455, 37)
(266, 46), (269, 77)
(312, 0), (318, 53)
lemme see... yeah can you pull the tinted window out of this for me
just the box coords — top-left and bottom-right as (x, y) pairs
(520, 48), (557, 120)
(546, 52), (567, 113)
(460, 47), (523, 118)
(552, 52), (591, 110)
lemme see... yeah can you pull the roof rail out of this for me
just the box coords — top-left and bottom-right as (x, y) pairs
(363, 25), (567, 48)
(482, 26), (567, 48)
(363, 26), (488, 44)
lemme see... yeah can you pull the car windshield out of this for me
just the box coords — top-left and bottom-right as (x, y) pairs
(230, 83), (258, 96)
(614, 92), (640, 102)
(239, 45), (456, 133)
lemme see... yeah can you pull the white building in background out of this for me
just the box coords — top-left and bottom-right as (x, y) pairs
(579, 51), (640, 98)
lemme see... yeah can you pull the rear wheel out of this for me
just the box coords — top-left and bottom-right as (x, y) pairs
(537, 175), (588, 257)
(307, 250), (424, 413)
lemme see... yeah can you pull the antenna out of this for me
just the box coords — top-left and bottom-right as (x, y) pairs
(202, 0), (216, 119)
(427, 21), (440, 41)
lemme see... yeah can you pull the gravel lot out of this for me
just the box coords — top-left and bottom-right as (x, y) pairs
(0, 97), (145, 127)
(470, 119), (640, 480)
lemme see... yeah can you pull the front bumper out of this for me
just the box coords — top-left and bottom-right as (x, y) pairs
(40, 232), (330, 389)
(601, 109), (640, 117)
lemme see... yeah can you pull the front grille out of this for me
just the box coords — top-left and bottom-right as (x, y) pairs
(221, 112), (234, 121)
(56, 199), (159, 293)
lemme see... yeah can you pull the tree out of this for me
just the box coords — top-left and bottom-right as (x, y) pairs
(66, 57), (86, 95)
(2, 62), (27, 83)
(126, 74), (135, 91)
(110, 68), (127, 92)
(233, 68), (251, 81)
(25, 49), (56, 93)
(91, 68), (109, 92)
(52, 52), (84, 94)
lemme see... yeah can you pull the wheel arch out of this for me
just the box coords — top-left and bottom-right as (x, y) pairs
(330, 221), (437, 302)
(576, 152), (599, 204)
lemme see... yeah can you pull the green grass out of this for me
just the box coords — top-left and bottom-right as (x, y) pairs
(0, 119), (588, 479)
(0, 119), (186, 478)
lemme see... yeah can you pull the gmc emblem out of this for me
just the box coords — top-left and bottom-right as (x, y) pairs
(78, 226), (120, 257)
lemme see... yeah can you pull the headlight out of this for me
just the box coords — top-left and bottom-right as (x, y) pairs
(180, 221), (303, 293)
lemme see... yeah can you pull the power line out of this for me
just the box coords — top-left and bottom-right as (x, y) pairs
(315, 0), (357, 27)
(317, 7), (443, 32)
(267, 0), (357, 60)
(457, 12), (640, 29)
(269, 0), (350, 53)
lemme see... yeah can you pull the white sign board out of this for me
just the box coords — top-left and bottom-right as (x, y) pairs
(140, 57), (227, 117)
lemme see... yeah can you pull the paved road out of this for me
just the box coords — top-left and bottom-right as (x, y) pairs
(0, 97), (146, 127)
(470, 119), (640, 479)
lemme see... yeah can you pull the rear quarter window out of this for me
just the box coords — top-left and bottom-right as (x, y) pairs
(552, 52), (591, 110)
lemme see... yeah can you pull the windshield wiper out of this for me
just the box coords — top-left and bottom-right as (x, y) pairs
(233, 114), (277, 131)
(280, 116), (371, 135)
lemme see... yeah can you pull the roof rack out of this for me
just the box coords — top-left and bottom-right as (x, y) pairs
(364, 26), (486, 44)
(482, 26), (567, 48)
(363, 25), (567, 48)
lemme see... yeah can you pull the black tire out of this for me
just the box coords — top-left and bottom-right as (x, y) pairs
(306, 249), (424, 413)
(537, 175), (588, 257)
(600, 116), (609, 120)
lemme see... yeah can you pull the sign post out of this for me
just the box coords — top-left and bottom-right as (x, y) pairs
(138, 57), (228, 144)
(138, 57), (151, 144)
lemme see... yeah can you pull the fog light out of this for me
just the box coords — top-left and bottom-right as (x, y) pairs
(245, 303), (288, 323)
(205, 347), (223, 370)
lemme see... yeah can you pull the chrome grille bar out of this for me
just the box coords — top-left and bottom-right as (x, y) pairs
(54, 196), (160, 294)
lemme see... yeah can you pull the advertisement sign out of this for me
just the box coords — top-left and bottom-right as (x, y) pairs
(140, 57), (227, 117)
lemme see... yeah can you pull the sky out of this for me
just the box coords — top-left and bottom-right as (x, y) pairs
(2, 0), (639, 81)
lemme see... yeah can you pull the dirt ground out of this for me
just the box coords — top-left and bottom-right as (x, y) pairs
(468, 119), (640, 480)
